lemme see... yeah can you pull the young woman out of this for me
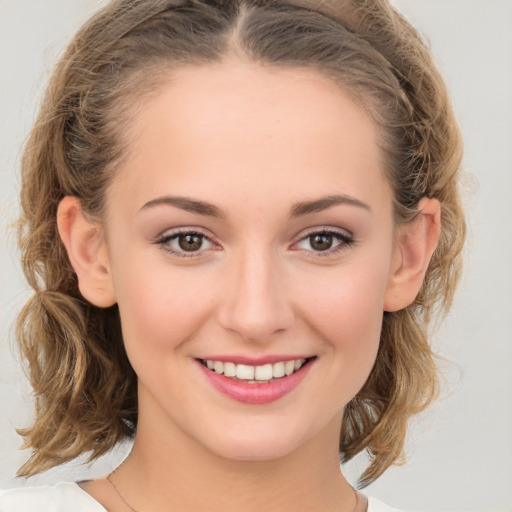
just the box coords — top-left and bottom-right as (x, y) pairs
(0, 0), (465, 510)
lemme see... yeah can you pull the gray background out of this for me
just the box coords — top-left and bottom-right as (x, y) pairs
(1, 1), (511, 510)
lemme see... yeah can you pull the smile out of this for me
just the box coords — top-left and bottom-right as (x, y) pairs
(200, 358), (308, 383)
(196, 356), (316, 404)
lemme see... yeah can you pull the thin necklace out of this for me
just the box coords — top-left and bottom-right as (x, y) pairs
(107, 472), (139, 512)
(106, 470), (365, 512)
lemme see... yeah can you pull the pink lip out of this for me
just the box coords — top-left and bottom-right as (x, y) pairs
(195, 358), (315, 405)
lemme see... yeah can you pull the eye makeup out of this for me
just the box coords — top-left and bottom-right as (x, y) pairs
(152, 224), (355, 260)
(291, 227), (355, 258)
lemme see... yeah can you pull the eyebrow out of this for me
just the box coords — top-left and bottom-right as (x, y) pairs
(139, 193), (370, 218)
(290, 194), (371, 216)
(139, 196), (225, 218)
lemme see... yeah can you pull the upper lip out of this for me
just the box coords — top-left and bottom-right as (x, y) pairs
(195, 355), (315, 365)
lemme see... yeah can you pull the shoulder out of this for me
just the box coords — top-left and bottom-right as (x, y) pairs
(367, 496), (406, 512)
(0, 482), (107, 512)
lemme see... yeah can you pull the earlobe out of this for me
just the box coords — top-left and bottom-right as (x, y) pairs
(57, 196), (116, 308)
(384, 197), (441, 312)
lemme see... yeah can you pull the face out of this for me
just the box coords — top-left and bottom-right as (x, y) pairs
(102, 61), (399, 461)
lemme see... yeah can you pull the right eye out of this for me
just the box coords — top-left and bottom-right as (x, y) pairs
(155, 230), (216, 258)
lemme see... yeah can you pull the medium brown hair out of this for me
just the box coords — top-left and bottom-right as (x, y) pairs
(16, 0), (465, 486)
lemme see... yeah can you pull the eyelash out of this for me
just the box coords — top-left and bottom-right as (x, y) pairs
(291, 228), (354, 257)
(153, 229), (217, 259)
(153, 227), (354, 259)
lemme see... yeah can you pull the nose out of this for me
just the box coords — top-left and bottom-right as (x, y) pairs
(217, 249), (295, 344)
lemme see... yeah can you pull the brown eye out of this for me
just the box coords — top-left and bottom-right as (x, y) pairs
(178, 234), (204, 251)
(293, 229), (354, 256)
(156, 230), (215, 257)
(309, 233), (333, 251)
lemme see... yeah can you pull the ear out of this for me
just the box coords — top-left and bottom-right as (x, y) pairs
(384, 197), (441, 312)
(57, 196), (116, 308)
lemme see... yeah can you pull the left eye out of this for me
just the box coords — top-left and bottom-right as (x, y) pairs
(157, 231), (215, 255)
(294, 230), (352, 253)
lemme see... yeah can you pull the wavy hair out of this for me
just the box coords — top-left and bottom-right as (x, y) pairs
(16, 0), (465, 486)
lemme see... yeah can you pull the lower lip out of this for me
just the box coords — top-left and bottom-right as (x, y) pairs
(196, 359), (314, 404)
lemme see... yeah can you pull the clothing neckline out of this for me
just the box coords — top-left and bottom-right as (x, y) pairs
(66, 482), (108, 511)
(66, 481), (388, 512)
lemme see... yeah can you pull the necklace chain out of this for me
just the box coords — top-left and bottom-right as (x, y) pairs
(106, 469), (364, 512)
(107, 472), (140, 512)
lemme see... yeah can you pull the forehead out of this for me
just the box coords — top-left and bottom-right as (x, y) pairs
(108, 61), (391, 216)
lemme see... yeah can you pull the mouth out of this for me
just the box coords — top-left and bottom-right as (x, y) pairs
(198, 357), (315, 384)
(196, 356), (316, 404)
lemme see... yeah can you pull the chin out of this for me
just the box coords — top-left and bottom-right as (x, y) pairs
(211, 441), (297, 463)
(198, 421), (312, 463)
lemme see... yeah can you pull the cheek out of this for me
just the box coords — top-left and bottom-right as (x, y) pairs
(300, 259), (389, 331)
(296, 258), (391, 384)
(110, 254), (215, 358)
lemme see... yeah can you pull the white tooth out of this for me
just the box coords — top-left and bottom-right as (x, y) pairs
(294, 359), (306, 371)
(206, 360), (215, 370)
(284, 360), (295, 376)
(224, 362), (236, 377)
(255, 364), (273, 381)
(214, 361), (224, 374)
(272, 362), (285, 378)
(236, 364), (255, 380)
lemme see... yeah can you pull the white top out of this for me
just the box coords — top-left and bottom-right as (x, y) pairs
(0, 482), (402, 511)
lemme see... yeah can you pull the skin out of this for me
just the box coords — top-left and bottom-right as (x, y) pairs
(58, 60), (440, 512)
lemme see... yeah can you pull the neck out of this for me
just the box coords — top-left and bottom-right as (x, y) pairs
(114, 401), (356, 512)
